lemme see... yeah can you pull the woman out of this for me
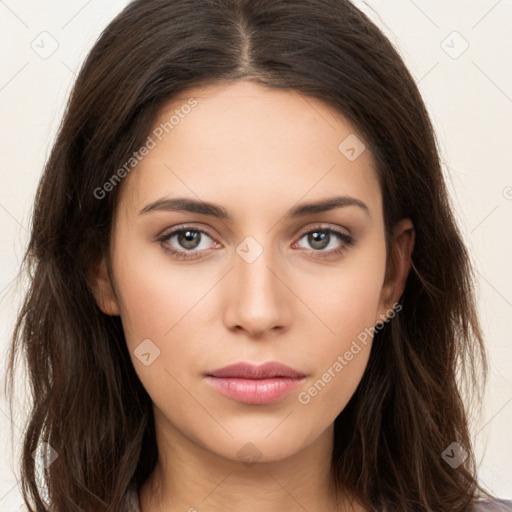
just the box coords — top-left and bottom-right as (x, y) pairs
(6, 0), (511, 510)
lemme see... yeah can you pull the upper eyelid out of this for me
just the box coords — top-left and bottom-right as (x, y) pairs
(159, 225), (217, 242)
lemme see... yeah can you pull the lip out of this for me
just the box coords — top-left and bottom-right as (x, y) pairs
(205, 362), (307, 405)
(207, 361), (306, 379)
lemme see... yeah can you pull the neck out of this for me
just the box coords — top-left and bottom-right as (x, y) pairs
(139, 408), (362, 512)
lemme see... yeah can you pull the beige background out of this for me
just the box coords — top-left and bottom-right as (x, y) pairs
(1, 0), (511, 508)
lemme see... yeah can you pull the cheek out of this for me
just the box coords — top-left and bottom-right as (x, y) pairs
(111, 233), (210, 344)
(299, 237), (387, 345)
(111, 242), (209, 412)
(110, 233), (225, 405)
(293, 241), (386, 409)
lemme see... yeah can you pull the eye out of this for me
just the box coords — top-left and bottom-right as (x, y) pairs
(157, 224), (354, 261)
(157, 226), (218, 260)
(294, 225), (354, 259)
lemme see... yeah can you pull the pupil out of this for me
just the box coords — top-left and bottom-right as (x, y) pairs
(180, 230), (199, 249)
(310, 231), (329, 250)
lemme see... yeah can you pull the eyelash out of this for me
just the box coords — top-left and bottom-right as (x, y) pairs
(157, 225), (354, 261)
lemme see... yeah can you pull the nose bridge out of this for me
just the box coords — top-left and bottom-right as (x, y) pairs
(224, 233), (291, 335)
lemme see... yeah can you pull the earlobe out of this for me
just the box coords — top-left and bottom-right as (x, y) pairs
(88, 256), (120, 316)
(376, 219), (415, 323)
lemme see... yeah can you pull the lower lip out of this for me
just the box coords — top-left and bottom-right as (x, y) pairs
(205, 376), (305, 405)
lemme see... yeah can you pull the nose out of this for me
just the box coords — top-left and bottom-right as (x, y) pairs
(222, 242), (293, 339)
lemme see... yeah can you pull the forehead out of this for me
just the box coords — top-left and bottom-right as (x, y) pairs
(116, 80), (381, 222)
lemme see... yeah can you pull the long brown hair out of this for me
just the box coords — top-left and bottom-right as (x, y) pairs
(5, 0), (493, 510)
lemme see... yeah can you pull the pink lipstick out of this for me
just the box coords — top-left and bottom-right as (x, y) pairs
(205, 361), (306, 405)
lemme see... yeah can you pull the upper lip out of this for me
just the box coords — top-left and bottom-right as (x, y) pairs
(206, 362), (306, 379)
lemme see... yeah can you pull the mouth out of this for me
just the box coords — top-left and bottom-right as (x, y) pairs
(205, 361), (307, 405)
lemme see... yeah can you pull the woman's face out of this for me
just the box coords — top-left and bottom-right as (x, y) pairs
(92, 80), (412, 463)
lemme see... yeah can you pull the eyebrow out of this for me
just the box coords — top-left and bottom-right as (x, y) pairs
(139, 195), (371, 219)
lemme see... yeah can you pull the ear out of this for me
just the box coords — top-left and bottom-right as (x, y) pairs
(375, 218), (415, 324)
(88, 255), (120, 316)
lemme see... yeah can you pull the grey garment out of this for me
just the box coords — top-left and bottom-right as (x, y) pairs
(124, 486), (512, 512)
(474, 501), (512, 511)
(125, 485), (142, 512)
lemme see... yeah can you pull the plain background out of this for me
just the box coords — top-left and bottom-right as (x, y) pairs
(0, 0), (511, 508)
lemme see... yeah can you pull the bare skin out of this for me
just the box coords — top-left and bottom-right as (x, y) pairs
(90, 80), (415, 512)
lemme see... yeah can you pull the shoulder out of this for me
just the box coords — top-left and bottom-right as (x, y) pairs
(118, 491), (512, 512)
(119, 488), (512, 512)
(473, 500), (512, 511)
(119, 492), (512, 512)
